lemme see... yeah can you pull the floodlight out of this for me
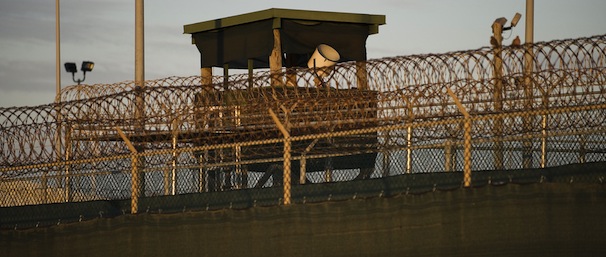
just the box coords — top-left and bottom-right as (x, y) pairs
(494, 17), (507, 28)
(500, 13), (522, 31)
(510, 13), (522, 28)
(308, 44), (340, 80)
(307, 44), (340, 69)
(81, 61), (94, 73)
(307, 44), (340, 88)
(64, 61), (94, 85)
(64, 62), (77, 73)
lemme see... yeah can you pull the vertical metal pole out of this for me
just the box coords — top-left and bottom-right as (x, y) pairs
(268, 108), (291, 205)
(133, 0), (145, 214)
(116, 127), (140, 214)
(523, 0), (535, 169)
(283, 138), (292, 204)
(55, 0), (61, 103)
(541, 96), (549, 168)
(300, 139), (317, 185)
(223, 64), (229, 90)
(163, 166), (170, 195)
(234, 106), (242, 188)
(492, 21), (504, 170)
(170, 116), (179, 195)
(444, 139), (453, 172)
(300, 157), (307, 184)
(248, 59), (254, 89)
(199, 152), (207, 193)
(525, 0), (534, 45)
(282, 108), (291, 203)
(324, 158), (333, 183)
(171, 133), (177, 195)
(50, 0), (62, 205)
(382, 132), (391, 176)
(135, 0), (144, 87)
(463, 119), (472, 187)
(579, 134), (586, 164)
(522, 120), (534, 169)
(217, 112), (225, 191)
(446, 88), (472, 187)
(91, 140), (98, 198)
(64, 125), (72, 202)
(221, 64), (231, 190)
(382, 150), (390, 177)
(130, 155), (140, 214)
(406, 126), (412, 174)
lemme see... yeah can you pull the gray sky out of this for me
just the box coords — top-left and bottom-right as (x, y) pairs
(1, 0), (604, 108)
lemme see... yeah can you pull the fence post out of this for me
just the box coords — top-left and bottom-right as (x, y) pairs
(540, 94), (549, 168)
(579, 134), (587, 163)
(463, 119), (472, 187)
(269, 108), (292, 205)
(491, 21), (504, 170)
(444, 138), (454, 172)
(171, 132), (177, 195)
(541, 114), (547, 168)
(198, 150), (207, 192)
(300, 139), (319, 184)
(523, 25), (536, 169)
(170, 118), (179, 195)
(116, 127), (141, 214)
(64, 124), (72, 202)
(406, 126), (412, 174)
(130, 156), (141, 214)
(446, 88), (472, 187)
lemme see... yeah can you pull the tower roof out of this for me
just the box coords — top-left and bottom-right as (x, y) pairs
(183, 8), (385, 69)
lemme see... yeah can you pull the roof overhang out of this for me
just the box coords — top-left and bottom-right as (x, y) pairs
(183, 8), (386, 35)
(183, 8), (386, 69)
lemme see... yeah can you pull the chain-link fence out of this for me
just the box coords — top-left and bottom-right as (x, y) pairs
(1, 35), (605, 228)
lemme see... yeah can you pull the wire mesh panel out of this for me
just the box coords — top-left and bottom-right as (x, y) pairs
(0, 35), (605, 217)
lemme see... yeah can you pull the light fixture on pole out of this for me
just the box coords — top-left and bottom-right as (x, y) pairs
(64, 61), (94, 85)
(307, 44), (340, 87)
(490, 13), (522, 47)
(490, 12), (521, 171)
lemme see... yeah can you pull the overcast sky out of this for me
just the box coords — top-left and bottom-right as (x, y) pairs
(0, 0), (604, 108)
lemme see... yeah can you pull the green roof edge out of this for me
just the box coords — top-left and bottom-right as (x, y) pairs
(183, 8), (386, 34)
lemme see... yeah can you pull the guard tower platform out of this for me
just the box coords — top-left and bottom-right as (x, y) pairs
(182, 9), (386, 190)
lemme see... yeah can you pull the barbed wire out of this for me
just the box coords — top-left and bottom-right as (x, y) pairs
(1, 34), (605, 180)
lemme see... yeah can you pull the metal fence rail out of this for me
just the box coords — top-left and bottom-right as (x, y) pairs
(1, 35), (605, 210)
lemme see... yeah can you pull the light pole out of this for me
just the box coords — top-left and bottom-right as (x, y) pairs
(64, 61), (94, 85)
(50, 0), (61, 205)
(490, 13), (521, 170)
(61, 61), (93, 202)
(132, 0), (145, 214)
(524, 0), (538, 169)
(56, 0), (61, 101)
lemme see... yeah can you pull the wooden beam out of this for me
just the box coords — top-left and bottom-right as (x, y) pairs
(223, 64), (229, 90)
(248, 59), (254, 89)
(201, 67), (212, 86)
(356, 61), (368, 90)
(269, 29), (283, 86)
